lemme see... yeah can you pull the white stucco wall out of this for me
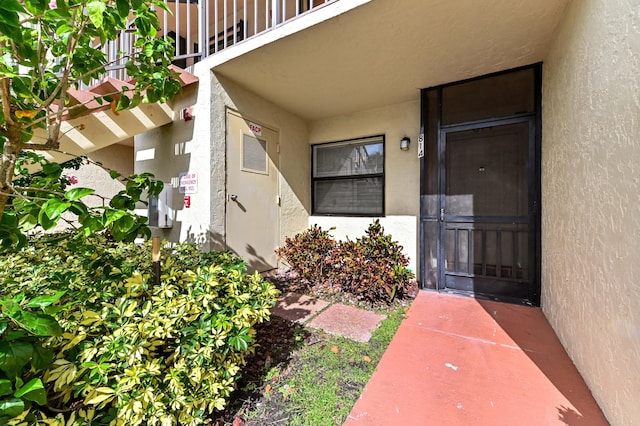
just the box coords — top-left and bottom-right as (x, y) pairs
(308, 100), (421, 273)
(541, 0), (640, 423)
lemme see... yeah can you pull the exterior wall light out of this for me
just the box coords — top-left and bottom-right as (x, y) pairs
(400, 136), (410, 151)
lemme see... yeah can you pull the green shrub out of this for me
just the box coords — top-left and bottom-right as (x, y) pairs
(277, 221), (414, 304)
(0, 235), (279, 425)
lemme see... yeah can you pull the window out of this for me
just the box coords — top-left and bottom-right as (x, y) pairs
(242, 134), (267, 174)
(312, 135), (384, 216)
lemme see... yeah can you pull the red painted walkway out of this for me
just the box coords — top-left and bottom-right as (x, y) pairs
(345, 291), (608, 425)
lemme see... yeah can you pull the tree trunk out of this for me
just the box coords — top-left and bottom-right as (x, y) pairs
(0, 125), (23, 221)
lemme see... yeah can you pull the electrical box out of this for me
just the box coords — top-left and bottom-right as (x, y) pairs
(148, 183), (173, 229)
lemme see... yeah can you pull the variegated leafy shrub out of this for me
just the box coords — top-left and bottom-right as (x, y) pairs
(0, 236), (279, 425)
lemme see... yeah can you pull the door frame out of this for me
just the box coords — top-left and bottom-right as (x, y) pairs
(419, 63), (542, 306)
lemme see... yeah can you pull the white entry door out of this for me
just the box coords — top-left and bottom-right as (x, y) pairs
(226, 110), (279, 272)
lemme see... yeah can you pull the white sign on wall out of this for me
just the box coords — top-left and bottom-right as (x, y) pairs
(179, 172), (198, 194)
(418, 133), (425, 158)
(248, 121), (262, 136)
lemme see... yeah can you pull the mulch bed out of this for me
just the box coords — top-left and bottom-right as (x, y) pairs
(212, 315), (313, 425)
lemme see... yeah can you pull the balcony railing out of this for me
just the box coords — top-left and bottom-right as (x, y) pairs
(102, 0), (334, 80)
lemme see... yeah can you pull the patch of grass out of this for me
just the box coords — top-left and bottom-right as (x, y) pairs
(260, 307), (407, 425)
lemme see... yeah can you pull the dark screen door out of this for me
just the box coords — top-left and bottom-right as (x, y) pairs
(438, 118), (536, 302)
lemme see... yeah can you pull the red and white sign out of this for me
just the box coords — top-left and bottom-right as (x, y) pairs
(183, 195), (191, 208)
(248, 121), (262, 136)
(179, 172), (198, 194)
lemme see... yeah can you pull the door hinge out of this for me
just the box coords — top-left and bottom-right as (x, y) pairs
(276, 195), (281, 206)
(276, 144), (280, 153)
(440, 208), (445, 222)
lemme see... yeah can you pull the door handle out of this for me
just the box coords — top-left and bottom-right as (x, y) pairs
(440, 208), (445, 222)
(229, 194), (238, 202)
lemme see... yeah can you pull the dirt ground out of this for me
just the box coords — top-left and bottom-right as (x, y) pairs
(212, 315), (312, 425)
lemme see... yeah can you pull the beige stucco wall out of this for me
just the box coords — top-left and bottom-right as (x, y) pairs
(67, 143), (133, 202)
(136, 64), (311, 253)
(134, 83), (214, 247)
(308, 100), (421, 273)
(310, 216), (418, 275)
(53, 143), (134, 232)
(212, 73), (311, 247)
(541, 0), (640, 423)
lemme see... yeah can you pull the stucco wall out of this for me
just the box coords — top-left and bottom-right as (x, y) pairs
(134, 65), (310, 257)
(308, 101), (421, 273)
(310, 216), (418, 275)
(54, 143), (134, 232)
(541, 0), (640, 423)
(134, 83), (213, 247)
(211, 73), (311, 247)
(68, 143), (133, 203)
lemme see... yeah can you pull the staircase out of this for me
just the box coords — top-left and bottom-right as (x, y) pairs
(34, 65), (199, 164)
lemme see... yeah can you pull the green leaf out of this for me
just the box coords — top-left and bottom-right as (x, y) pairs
(125, 61), (137, 76)
(45, 5), (72, 19)
(64, 187), (95, 201)
(41, 162), (62, 176)
(116, 94), (130, 111)
(38, 213), (55, 231)
(118, 214), (136, 232)
(110, 215), (137, 241)
(24, 0), (47, 14)
(26, 291), (66, 309)
(104, 209), (125, 223)
(116, 0), (129, 18)
(0, 0), (26, 13)
(40, 198), (71, 220)
(14, 378), (46, 405)
(87, 1), (106, 28)
(144, 42), (154, 58)
(68, 202), (89, 216)
(134, 16), (151, 36)
(0, 318), (8, 335)
(0, 23), (23, 43)
(11, 77), (33, 99)
(18, 214), (38, 231)
(0, 379), (11, 396)
(129, 92), (142, 109)
(109, 170), (121, 179)
(0, 341), (33, 378)
(3, 330), (27, 342)
(0, 299), (20, 317)
(0, 397), (24, 418)
(15, 312), (62, 337)
(31, 344), (53, 370)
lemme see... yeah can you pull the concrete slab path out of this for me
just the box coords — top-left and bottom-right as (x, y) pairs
(271, 292), (330, 323)
(308, 304), (386, 343)
(345, 291), (608, 425)
(272, 292), (385, 342)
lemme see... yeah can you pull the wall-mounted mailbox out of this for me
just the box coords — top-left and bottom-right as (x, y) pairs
(148, 183), (173, 229)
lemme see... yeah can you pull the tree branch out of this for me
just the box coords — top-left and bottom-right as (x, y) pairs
(0, 190), (52, 203)
(0, 78), (16, 126)
(13, 186), (66, 198)
(47, 6), (86, 150)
